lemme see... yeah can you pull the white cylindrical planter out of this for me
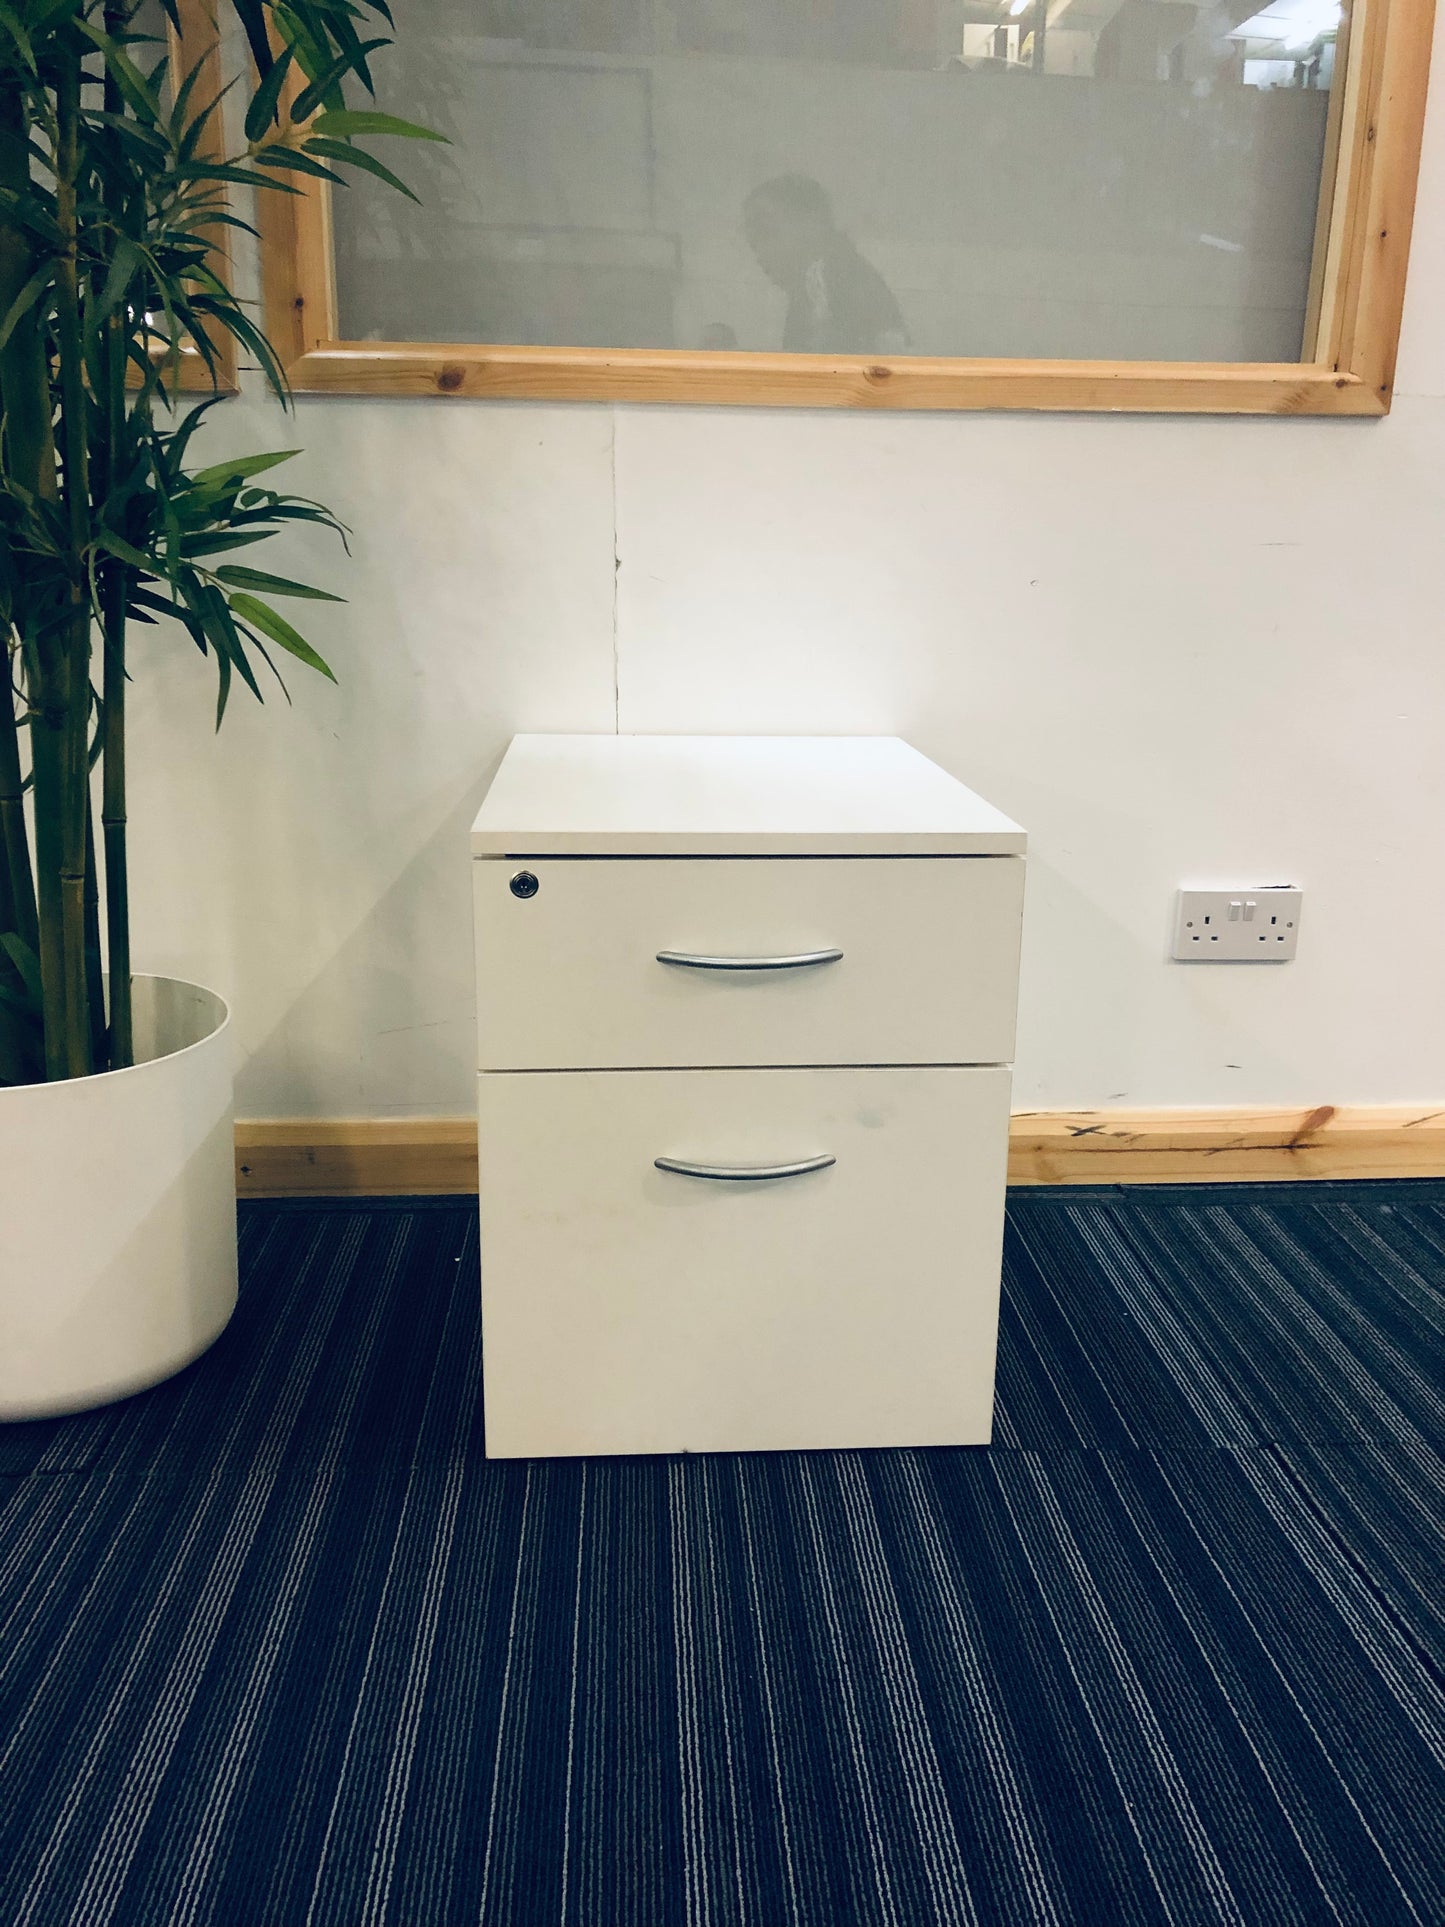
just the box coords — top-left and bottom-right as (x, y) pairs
(0, 976), (237, 1421)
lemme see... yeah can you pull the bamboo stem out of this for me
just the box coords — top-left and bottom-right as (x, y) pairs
(83, 788), (106, 1072)
(0, 733), (34, 1081)
(100, 567), (131, 1069)
(0, 79), (63, 1071)
(0, 78), (59, 509)
(52, 46), (94, 1081)
(0, 77), (47, 1037)
(0, 643), (37, 959)
(28, 694), (70, 1081)
(98, 1), (132, 1069)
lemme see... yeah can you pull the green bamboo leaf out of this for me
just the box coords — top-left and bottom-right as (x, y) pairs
(186, 579), (264, 701)
(0, 0), (35, 70)
(179, 530), (275, 557)
(178, 84), (233, 162)
(145, 53), (172, 104)
(88, 110), (169, 154)
(229, 504), (347, 539)
(253, 147), (347, 186)
(189, 448), (302, 487)
(0, 1001), (43, 1084)
(93, 529), (153, 571)
(0, 934), (42, 1007)
(0, 977), (36, 1017)
(190, 299), (291, 400)
(0, 264), (49, 353)
(289, 39), (388, 122)
(170, 43), (214, 132)
(171, 210), (261, 241)
(244, 41), (296, 141)
(25, 0), (83, 31)
(181, 160), (302, 192)
(268, 4), (326, 91)
(214, 648), (232, 730)
(169, 396), (225, 467)
(214, 565), (344, 602)
(295, 1), (379, 93)
(76, 19), (164, 124)
(305, 137), (418, 202)
(309, 109), (446, 142)
(94, 236), (144, 325)
(231, 0), (274, 82)
(129, 588), (179, 620)
(0, 190), (62, 249)
(228, 595), (337, 681)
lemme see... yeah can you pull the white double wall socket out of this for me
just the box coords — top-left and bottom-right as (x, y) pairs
(1172, 887), (1302, 961)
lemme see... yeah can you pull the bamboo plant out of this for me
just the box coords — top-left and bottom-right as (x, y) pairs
(0, 0), (437, 1086)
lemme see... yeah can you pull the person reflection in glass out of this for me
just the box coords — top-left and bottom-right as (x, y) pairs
(744, 174), (909, 355)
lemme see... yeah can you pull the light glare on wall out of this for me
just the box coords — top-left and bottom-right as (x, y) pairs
(1231, 0), (1342, 51)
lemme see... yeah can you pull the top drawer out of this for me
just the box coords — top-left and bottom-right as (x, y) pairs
(474, 856), (1024, 1070)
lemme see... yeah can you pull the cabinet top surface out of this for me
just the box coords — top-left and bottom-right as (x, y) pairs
(471, 735), (1026, 855)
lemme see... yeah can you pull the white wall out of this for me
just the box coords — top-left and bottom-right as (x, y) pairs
(127, 10), (1445, 1119)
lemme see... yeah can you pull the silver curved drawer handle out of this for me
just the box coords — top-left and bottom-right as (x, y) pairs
(656, 947), (843, 972)
(654, 1153), (836, 1182)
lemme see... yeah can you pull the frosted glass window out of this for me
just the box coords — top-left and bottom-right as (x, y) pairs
(329, 0), (1344, 363)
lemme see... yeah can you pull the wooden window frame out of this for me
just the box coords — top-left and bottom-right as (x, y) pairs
(258, 0), (1434, 416)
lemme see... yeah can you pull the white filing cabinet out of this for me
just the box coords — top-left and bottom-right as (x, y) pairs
(471, 735), (1026, 1460)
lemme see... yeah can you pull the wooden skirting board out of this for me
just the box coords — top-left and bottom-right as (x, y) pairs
(1009, 1106), (1445, 1185)
(236, 1119), (480, 1199)
(235, 1106), (1445, 1198)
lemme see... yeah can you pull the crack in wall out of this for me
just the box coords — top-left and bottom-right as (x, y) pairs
(609, 410), (620, 732)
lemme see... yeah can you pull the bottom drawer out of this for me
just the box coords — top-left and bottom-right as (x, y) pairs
(478, 1064), (1011, 1458)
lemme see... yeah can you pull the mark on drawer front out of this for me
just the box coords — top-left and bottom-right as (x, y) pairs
(856, 1108), (887, 1130)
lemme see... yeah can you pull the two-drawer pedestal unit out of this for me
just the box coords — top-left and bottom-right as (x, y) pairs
(471, 735), (1026, 1459)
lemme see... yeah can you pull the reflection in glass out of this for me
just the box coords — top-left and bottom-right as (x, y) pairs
(330, 0), (1343, 362)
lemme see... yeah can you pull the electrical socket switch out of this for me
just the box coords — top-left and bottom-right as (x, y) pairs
(1172, 887), (1301, 962)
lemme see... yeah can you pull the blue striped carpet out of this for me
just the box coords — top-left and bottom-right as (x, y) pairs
(1, 1182), (1442, 1927)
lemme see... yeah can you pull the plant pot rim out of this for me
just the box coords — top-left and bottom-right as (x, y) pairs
(0, 973), (231, 1103)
